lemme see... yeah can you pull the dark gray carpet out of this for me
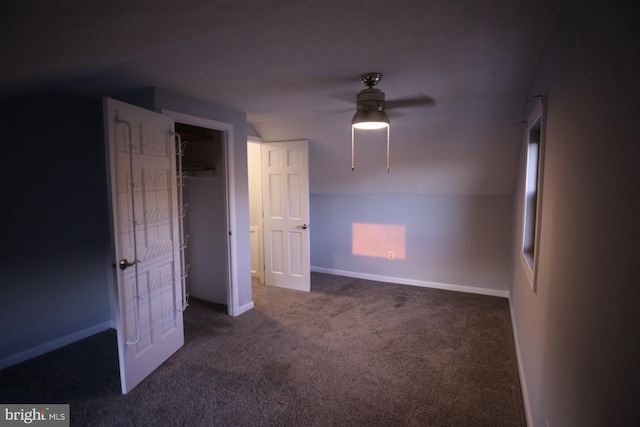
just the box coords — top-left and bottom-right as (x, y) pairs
(0, 273), (525, 426)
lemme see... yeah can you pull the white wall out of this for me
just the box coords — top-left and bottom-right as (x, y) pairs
(183, 175), (227, 304)
(311, 194), (513, 294)
(511, 2), (639, 425)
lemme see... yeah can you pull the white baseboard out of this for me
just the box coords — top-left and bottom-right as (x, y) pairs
(0, 321), (114, 370)
(233, 301), (255, 317)
(311, 267), (510, 298)
(509, 300), (533, 427)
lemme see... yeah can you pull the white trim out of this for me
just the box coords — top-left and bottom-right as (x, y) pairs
(520, 251), (535, 288)
(249, 225), (264, 282)
(311, 267), (510, 298)
(509, 298), (533, 427)
(235, 301), (255, 316)
(520, 97), (545, 294)
(161, 109), (241, 317)
(247, 137), (265, 284)
(0, 321), (114, 370)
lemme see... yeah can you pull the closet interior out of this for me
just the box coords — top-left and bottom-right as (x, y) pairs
(175, 123), (228, 307)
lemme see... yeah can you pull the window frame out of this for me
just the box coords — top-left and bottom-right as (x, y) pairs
(520, 97), (545, 292)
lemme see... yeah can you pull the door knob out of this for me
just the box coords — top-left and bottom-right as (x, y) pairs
(296, 224), (308, 230)
(119, 258), (140, 270)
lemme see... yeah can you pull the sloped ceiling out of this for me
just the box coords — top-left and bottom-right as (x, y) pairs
(0, 0), (562, 195)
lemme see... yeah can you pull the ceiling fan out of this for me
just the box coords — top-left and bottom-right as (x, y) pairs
(349, 72), (434, 172)
(351, 72), (434, 129)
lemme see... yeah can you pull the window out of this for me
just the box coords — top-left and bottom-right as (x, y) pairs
(521, 98), (544, 291)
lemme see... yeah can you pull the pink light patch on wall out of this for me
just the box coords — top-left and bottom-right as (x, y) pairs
(352, 223), (406, 259)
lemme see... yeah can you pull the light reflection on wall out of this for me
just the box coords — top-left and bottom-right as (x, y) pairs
(352, 223), (406, 259)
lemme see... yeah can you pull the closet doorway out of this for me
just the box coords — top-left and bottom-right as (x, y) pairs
(175, 122), (229, 310)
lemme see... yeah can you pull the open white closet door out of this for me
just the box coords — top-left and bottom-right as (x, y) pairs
(262, 140), (310, 292)
(104, 98), (186, 394)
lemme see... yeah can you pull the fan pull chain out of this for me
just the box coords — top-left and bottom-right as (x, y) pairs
(351, 127), (355, 171)
(386, 126), (390, 173)
(351, 127), (390, 173)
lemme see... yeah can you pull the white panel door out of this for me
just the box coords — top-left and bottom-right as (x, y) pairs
(262, 140), (310, 292)
(104, 98), (185, 394)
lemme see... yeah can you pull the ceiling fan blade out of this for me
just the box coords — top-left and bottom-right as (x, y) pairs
(313, 107), (353, 116)
(386, 95), (435, 109)
(325, 91), (356, 104)
(386, 110), (405, 119)
(314, 91), (357, 116)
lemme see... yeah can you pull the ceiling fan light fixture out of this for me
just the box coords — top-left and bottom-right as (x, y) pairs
(351, 109), (390, 129)
(348, 71), (433, 173)
(351, 108), (391, 173)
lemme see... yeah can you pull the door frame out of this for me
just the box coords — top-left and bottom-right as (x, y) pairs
(247, 136), (265, 284)
(161, 109), (241, 316)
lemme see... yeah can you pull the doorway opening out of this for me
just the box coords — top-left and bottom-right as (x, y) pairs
(247, 138), (264, 285)
(175, 123), (229, 309)
(247, 140), (311, 292)
(162, 109), (242, 316)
